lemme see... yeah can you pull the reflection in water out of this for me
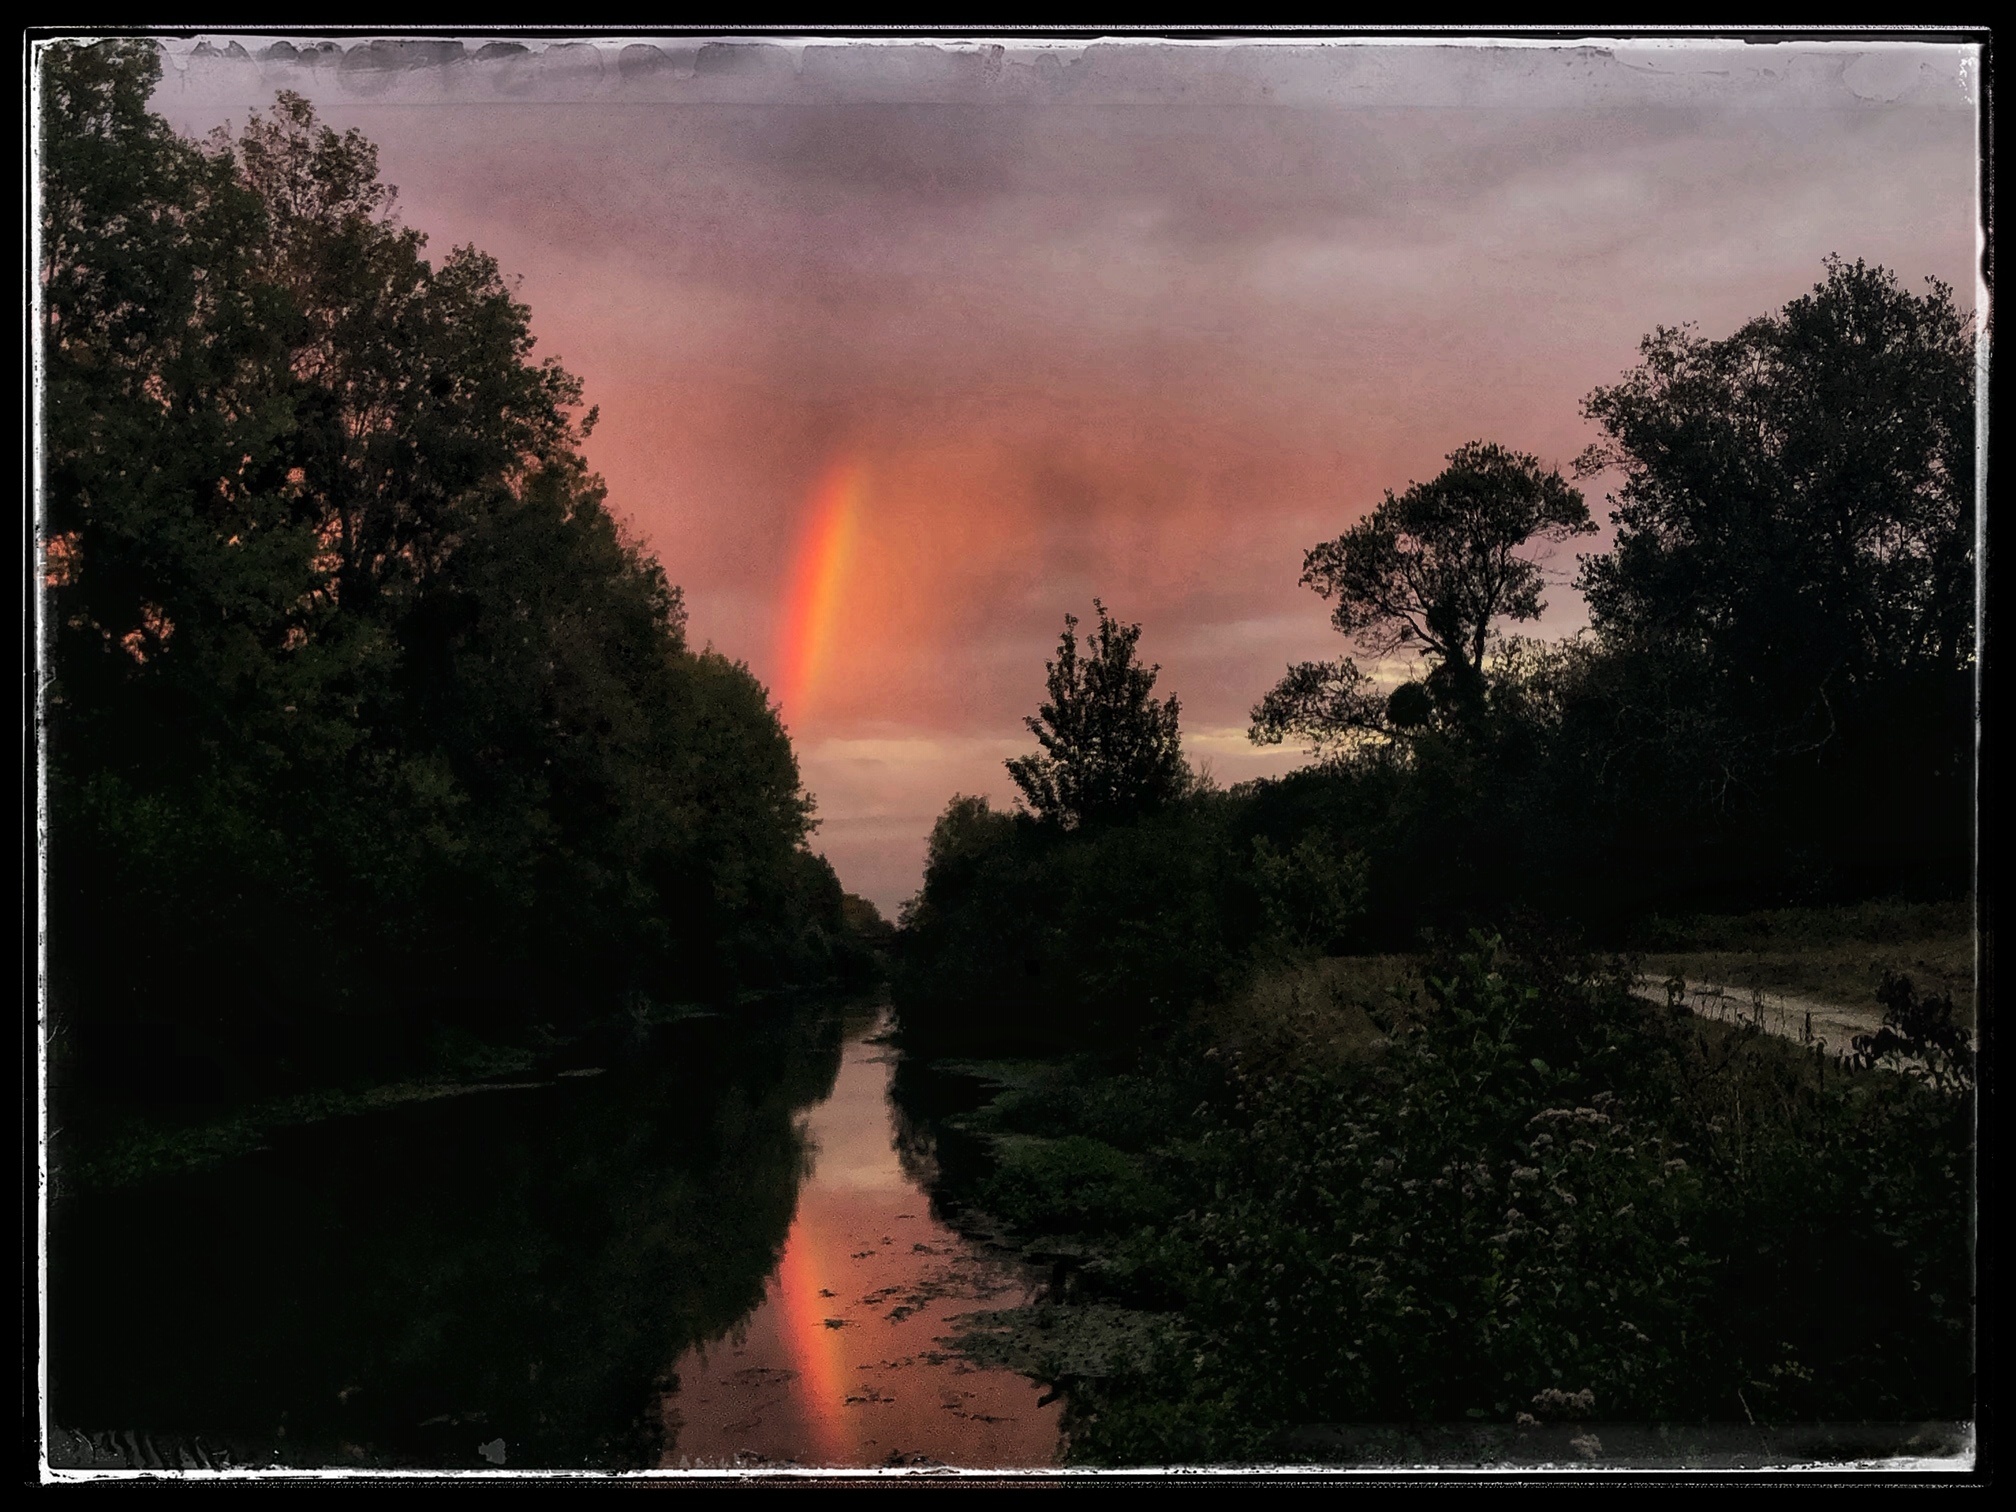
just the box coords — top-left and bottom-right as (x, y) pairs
(49, 1005), (847, 1470)
(49, 1000), (1060, 1473)
(662, 1013), (1060, 1469)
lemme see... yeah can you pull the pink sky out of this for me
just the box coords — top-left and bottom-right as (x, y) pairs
(143, 36), (1982, 915)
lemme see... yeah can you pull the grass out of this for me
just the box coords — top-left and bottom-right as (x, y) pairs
(1190, 954), (1412, 1074)
(977, 1134), (1176, 1236)
(1628, 899), (1974, 1028)
(1629, 898), (1971, 951)
(52, 1039), (545, 1193)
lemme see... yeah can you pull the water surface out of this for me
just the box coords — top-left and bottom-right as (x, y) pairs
(48, 1000), (1057, 1472)
(660, 1016), (1060, 1469)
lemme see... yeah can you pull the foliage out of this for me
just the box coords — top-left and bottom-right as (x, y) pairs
(1128, 942), (1713, 1450)
(909, 936), (1974, 1465)
(37, 41), (848, 1112)
(1246, 262), (1974, 930)
(1578, 257), (1975, 719)
(978, 1136), (1176, 1237)
(897, 746), (1391, 1057)
(1248, 833), (1368, 959)
(840, 893), (896, 945)
(1006, 601), (1188, 830)
(894, 794), (1254, 1055)
(1252, 442), (1591, 756)
(1246, 658), (1394, 763)
(1850, 972), (1974, 1092)
(1570, 256), (1976, 900)
(1306, 440), (1593, 685)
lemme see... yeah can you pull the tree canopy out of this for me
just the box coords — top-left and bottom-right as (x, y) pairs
(1006, 601), (1187, 830)
(1561, 256), (1976, 898)
(1576, 256), (1975, 756)
(1305, 441), (1593, 684)
(38, 40), (852, 1101)
(1252, 442), (1591, 754)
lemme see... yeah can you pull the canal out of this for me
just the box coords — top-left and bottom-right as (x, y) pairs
(46, 998), (1058, 1472)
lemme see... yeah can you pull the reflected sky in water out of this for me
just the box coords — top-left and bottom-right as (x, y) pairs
(662, 1018), (1060, 1469)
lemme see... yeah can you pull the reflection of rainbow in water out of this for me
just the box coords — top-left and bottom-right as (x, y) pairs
(770, 1214), (851, 1464)
(660, 1023), (1063, 1470)
(774, 457), (866, 723)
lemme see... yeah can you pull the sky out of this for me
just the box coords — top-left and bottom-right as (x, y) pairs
(138, 34), (1983, 916)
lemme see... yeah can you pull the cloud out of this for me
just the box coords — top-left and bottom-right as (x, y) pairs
(140, 34), (1982, 904)
(798, 731), (1029, 914)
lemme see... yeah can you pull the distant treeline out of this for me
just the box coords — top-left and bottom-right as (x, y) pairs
(38, 42), (870, 1106)
(898, 258), (1974, 1054)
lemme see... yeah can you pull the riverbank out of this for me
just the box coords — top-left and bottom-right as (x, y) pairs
(895, 931), (1975, 1466)
(48, 995), (851, 1469)
(49, 997), (754, 1193)
(48, 993), (1068, 1473)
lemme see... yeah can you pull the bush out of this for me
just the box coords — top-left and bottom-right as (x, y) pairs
(894, 795), (1257, 1056)
(943, 933), (1974, 1463)
(979, 1137), (1176, 1237)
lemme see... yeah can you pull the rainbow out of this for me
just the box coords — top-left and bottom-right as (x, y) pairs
(774, 457), (866, 722)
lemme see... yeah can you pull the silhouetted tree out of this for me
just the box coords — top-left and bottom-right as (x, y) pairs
(1571, 256), (1976, 896)
(1578, 256), (1974, 748)
(38, 42), (845, 1104)
(1006, 601), (1186, 830)
(1252, 441), (1591, 754)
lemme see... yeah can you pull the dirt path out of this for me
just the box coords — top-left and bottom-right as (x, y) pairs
(1630, 976), (1894, 1057)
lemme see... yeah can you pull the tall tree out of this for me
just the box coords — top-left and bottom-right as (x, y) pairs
(1577, 256), (1976, 750)
(1252, 441), (1591, 753)
(221, 92), (590, 619)
(37, 43), (841, 1101)
(1571, 257), (1976, 894)
(39, 39), (347, 1066)
(1006, 601), (1187, 830)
